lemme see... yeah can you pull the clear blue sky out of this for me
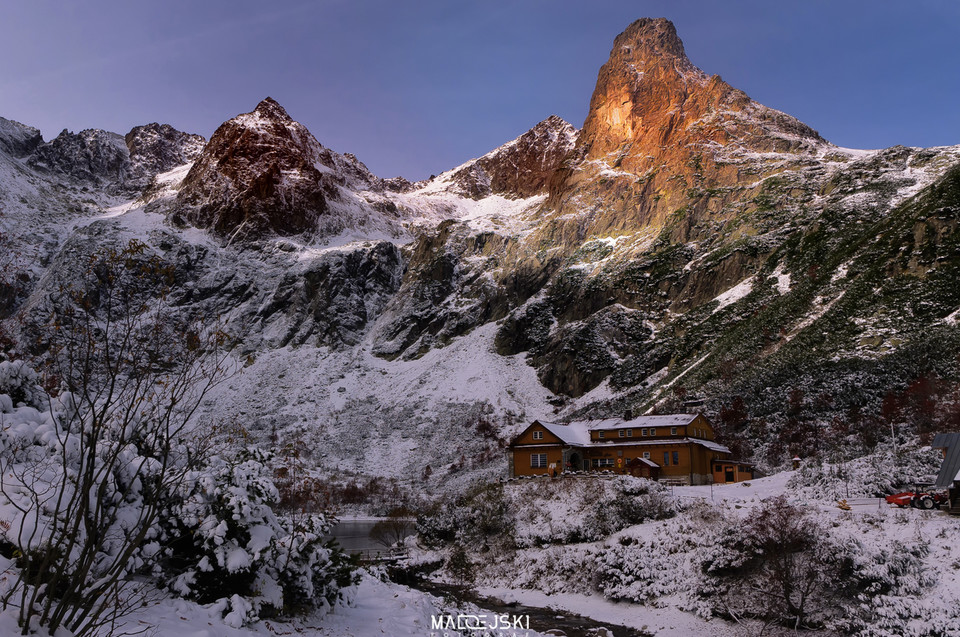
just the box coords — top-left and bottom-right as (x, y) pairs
(1, 1), (958, 181)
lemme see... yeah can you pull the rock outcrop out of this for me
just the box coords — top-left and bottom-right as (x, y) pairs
(125, 123), (205, 185)
(445, 115), (577, 199)
(0, 117), (43, 157)
(28, 128), (130, 186)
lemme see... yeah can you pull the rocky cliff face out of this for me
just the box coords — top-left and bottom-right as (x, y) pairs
(28, 128), (131, 187)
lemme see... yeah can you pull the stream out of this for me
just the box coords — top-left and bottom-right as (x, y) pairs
(328, 521), (651, 636)
(395, 576), (652, 637)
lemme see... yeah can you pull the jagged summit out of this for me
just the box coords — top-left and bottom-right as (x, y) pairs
(251, 96), (292, 121)
(578, 17), (821, 163)
(614, 18), (699, 74)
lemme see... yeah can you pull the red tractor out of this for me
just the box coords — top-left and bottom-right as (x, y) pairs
(885, 488), (949, 510)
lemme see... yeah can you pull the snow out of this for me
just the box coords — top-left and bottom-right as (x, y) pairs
(943, 306), (960, 326)
(82, 570), (522, 637)
(710, 276), (755, 314)
(478, 585), (738, 637)
(770, 262), (791, 294)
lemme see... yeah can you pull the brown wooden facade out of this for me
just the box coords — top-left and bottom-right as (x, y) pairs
(508, 414), (750, 485)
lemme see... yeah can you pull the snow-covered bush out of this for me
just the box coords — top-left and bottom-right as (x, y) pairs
(418, 476), (676, 553)
(511, 475), (676, 546)
(789, 442), (943, 499)
(162, 447), (357, 620)
(417, 481), (515, 549)
(694, 496), (937, 632)
(597, 517), (702, 603)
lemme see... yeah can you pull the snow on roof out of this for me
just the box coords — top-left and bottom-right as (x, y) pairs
(534, 420), (592, 446)
(634, 457), (659, 468)
(584, 413), (700, 431)
(689, 438), (731, 454)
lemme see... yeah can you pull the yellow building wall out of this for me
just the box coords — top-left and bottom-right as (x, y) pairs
(512, 448), (565, 477)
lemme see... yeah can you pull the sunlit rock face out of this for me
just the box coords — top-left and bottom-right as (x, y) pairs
(546, 17), (824, 247)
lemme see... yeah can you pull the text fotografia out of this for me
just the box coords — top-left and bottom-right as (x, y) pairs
(430, 613), (531, 635)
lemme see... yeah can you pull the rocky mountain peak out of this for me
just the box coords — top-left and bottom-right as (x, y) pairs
(544, 18), (825, 245)
(252, 97), (292, 122)
(173, 98), (330, 239)
(577, 17), (821, 163)
(172, 98), (399, 242)
(441, 115), (578, 199)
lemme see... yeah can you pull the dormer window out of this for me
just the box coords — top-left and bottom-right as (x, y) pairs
(626, 429), (633, 437)
(619, 430), (626, 438)
(598, 431), (605, 439)
(671, 427), (677, 435)
(533, 430), (543, 440)
(641, 428), (647, 436)
(650, 428), (656, 436)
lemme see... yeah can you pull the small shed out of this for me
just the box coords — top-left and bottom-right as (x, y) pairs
(626, 456), (660, 480)
(932, 433), (960, 515)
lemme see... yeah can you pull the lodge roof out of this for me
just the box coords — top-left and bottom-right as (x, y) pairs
(573, 413), (700, 431)
(932, 433), (960, 488)
(535, 420), (592, 446)
(519, 418), (731, 455)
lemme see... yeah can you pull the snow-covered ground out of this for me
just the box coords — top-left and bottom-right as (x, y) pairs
(409, 468), (960, 637)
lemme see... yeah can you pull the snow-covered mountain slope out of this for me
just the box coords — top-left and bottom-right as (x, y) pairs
(4, 18), (960, 496)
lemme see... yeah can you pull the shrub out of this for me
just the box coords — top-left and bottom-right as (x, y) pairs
(161, 447), (358, 621)
(695, 496), (936, 632)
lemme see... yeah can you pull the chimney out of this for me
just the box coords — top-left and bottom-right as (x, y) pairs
(624, 408), (633, 421)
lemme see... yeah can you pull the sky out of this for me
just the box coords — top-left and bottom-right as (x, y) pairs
(1, 1), (958, 181)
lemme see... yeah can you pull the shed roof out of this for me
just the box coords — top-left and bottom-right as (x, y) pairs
(932, 433), (960, 488)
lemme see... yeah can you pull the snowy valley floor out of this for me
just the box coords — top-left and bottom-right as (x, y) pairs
(3, 470), (958, 636)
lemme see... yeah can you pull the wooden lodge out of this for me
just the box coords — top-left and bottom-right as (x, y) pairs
(508, 413), (752, 485)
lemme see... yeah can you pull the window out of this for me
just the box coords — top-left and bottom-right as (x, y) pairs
(649, 428), (656, 436)
(531, 453), (547, 468)
(664, 452), (670, 466)
(598, 431), (605, 439)
(591, 458), (614, 468)
(532, 430), (543, 440)
(641, 428), (647, 436)
(642, 452), (650, 459)
(671, 427), (677, 435)
(672, 451), (680, 465)
(626, 429), (632, 437)
(618, 429), (626, 438)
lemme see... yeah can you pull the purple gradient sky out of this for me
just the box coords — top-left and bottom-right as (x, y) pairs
(1, 1), (958, 181)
